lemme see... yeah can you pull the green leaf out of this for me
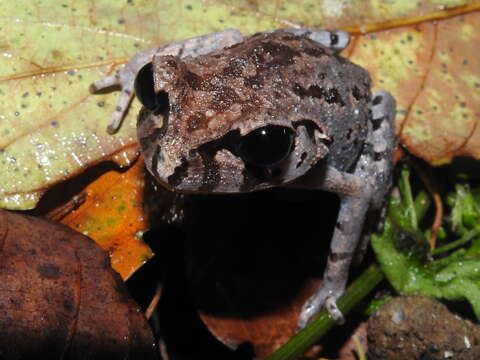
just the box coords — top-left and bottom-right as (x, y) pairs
(371, 165), (480, 319)
(449, 184), (480, 232)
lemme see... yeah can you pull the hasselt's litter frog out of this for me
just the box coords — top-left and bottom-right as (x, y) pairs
(90, 29), (396, 328)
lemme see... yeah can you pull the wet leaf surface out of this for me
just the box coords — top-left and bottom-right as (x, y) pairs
(0, 209), (156, 359)
(1, 1), (478, 209)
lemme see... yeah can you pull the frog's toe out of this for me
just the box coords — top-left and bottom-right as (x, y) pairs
(308, 30), (350, 52)
(89, 72), (121, 93)
(298, 288), (346, 330)
(298, 295), (322, 330)
(371, 90), (396, 121)
(325, 297), (345, 324)
(106, 110), (126, 134)
(89, 69), (136, 133)
(280, 29), (350, 52)
(106, 88), (135, 134)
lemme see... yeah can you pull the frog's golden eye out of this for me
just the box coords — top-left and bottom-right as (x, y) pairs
(237, 125), (294, 173)
(135, 62), (169, 114)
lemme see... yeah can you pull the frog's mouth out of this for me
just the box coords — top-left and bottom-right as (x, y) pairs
(165, 119), (330, 192)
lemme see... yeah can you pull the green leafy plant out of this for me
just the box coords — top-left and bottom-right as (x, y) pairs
(372, 166), (480, 319)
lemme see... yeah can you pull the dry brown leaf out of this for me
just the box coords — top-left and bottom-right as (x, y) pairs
(0, 210), (157, 359)
(199, 279), (320, 359)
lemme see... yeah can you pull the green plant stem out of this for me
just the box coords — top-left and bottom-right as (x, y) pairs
(401, 167), (418, 231)
(432, 226), (480, 255)
(414, 191), (430, 221)
(353, 335), (367, 360)
(266, 264), (384, 360)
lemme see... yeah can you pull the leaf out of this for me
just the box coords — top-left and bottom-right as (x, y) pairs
(0, 209), (156, 359)
(216, 0), (478, 30)
(348, 6), (480, 165)
(1, 1), (479, 210)
(371, 166), (480, 319)
(199, 279), (320, 359)
(57, 158), (153, 280)
(1, 1), (479, 354)
(447, 183), (480, 232)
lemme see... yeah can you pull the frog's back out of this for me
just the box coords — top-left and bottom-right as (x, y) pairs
(175, 31), (372, 173)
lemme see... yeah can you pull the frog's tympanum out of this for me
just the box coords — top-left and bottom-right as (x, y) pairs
(90, 29), (396, 329)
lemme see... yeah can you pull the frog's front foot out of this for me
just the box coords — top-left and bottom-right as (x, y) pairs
(89, 69), (134, 134)
(298, 284), (345, 330)
(90, 49), (157, 134)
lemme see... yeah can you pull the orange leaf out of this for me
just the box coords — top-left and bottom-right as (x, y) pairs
(199, 279), (321, 359)
(59, 156), (153, 280)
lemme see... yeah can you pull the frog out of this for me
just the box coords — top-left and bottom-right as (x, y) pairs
(90, 28), (396, 329)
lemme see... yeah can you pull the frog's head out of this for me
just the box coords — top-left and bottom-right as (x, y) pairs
(135, 35), (336, 193)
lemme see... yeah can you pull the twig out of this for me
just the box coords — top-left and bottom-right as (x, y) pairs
(145, 281), (163, 320)
(46, 193), (87, 221)
(410, 159), (443, 250)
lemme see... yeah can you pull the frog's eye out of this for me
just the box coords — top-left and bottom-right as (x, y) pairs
(237, 125), (294, 169)
(135, 62), (169, 113)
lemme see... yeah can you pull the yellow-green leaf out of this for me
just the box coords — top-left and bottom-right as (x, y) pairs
(1, 0), (479, 210)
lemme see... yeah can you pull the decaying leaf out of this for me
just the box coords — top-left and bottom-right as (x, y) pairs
(56, 157), (153, 280)
(199, 279), (320, 359)
(215, 0), (479, 30)
(0, 209), (156, 359)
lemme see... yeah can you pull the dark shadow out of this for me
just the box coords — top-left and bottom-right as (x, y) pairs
(33, 161), (128, 216)
(142, 187), (340, 359)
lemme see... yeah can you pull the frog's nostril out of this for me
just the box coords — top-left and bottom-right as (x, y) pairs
(372, 95), (383, 105)
(296, 152), (308, 168)
(154, 91), (170, 114)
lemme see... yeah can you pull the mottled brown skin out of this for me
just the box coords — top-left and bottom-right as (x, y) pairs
(138, 31), (372, 193)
